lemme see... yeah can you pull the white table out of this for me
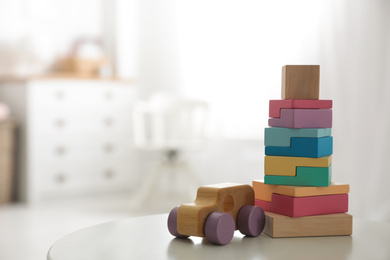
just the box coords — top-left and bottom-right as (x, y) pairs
(48, 214), (390, 260)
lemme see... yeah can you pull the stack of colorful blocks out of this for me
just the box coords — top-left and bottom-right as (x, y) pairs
(253, 65), (353, 237)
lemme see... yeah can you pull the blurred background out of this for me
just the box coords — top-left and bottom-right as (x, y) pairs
(0, 0), (389, 259)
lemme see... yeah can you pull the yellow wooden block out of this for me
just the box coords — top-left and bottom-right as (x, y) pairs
(281, 65), (320, 100)
(265, 155), (332, 176)
(264, 211), (353, 238)
(252, 180), (349, 202)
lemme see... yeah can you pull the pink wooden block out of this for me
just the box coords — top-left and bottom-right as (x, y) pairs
(269, 99), (333, 118)
(255, 193), (348, 217)
(268, 109), (332, 128)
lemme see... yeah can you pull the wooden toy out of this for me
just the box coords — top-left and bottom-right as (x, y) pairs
(255, 193), (348, 217)
(167, 183), (266, 245)
(265, 165), (331, 187)
(265, 155), (331, 176)
(268, 108), (332, 128)
(252, 180), (349, 202)
(265, 136), (333, 158)
(264, 127), (331, 147)
(264, 212), (353, 237)
(281, 65), (320, 100)
(269, 99), (332, 118)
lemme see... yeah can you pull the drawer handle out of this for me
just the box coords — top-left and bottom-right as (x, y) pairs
(55, 118), (66, 128)
(105, 91), (113, 101)
(103, 117), (114, 127)
(104, 143), (114, 153)
(55, 146), (66, 156)
(104, 169), (115, 179)
(55, 91), (65, 100)
(55, 173), (67, 184)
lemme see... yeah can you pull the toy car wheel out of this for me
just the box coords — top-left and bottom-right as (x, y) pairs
(237, 205), (266, 237)
(167, 206), (189, 238)
(204, 212), (235, 245)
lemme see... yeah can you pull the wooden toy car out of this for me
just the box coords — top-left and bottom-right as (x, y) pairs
(167, 183), (265, 245)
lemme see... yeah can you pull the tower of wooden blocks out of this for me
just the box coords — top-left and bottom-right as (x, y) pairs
(253, 65), (353, 237)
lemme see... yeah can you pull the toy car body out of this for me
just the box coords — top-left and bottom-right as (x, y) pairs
(168, 183), (265, 245)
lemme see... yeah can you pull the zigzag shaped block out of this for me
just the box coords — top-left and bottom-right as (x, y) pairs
(255, 193), (348, 217)
(268, 109), (332, 128)
(264, 165), (332, 187)
(264, 212), (353, 238)
(269, 99), (333, 118)
(265, 155), (331, 176)
(264, 127), (332, 147)
(252, 180), (349, 202)
(265, 136), (333, 158)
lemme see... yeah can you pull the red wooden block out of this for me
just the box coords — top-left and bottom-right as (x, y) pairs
(269, 99), (333, 118)
(255, 193), (348, 217)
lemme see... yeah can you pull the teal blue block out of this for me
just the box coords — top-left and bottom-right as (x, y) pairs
(265, 136), (332, 158)
(264, 127), (332, 147)
(264, 165), (332, 187)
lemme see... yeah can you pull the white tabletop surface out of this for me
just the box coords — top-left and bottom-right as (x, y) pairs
(48, 214), (390, 260)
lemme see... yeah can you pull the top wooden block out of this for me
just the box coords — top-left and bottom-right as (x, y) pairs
(282, 65), (320, 100)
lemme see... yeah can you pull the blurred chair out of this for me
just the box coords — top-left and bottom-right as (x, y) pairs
(132, 92), (209, 207)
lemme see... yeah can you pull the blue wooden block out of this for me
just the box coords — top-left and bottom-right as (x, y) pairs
(265, 136), (333, 158)
(264, 127), (332, 147)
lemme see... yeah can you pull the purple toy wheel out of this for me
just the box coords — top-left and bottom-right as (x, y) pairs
(204, 212), (235, 245)
(167, 206), (189, 238)
(237, 205), (266, 237)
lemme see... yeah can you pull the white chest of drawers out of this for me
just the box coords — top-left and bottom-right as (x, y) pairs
(0, 78), (137, 202)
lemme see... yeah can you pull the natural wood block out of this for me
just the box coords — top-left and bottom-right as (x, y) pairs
(252, 180), (349, 202)
(177, 183), (254, 237)
(255, 193), (348, 217)
(265, 155), (331, 176)
(281, 65), (320, 100)
(264, 211), (353, 237)
(269, 99), (332, 118)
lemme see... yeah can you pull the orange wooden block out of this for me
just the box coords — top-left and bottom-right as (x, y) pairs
(177, 183), (254, 237)
(252, 180), (349, 202)
(264, 211), (353, 238)
(282, 65), (320, 100)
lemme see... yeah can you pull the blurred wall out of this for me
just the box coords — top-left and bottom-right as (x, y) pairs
(0, 0), (137, 78)
(137, 0), (180, 98)
(318, 0), (390, 222)
(136, 0), (390, 222)
(0, 0), (102, 73)
(0, 0), (389, 222)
